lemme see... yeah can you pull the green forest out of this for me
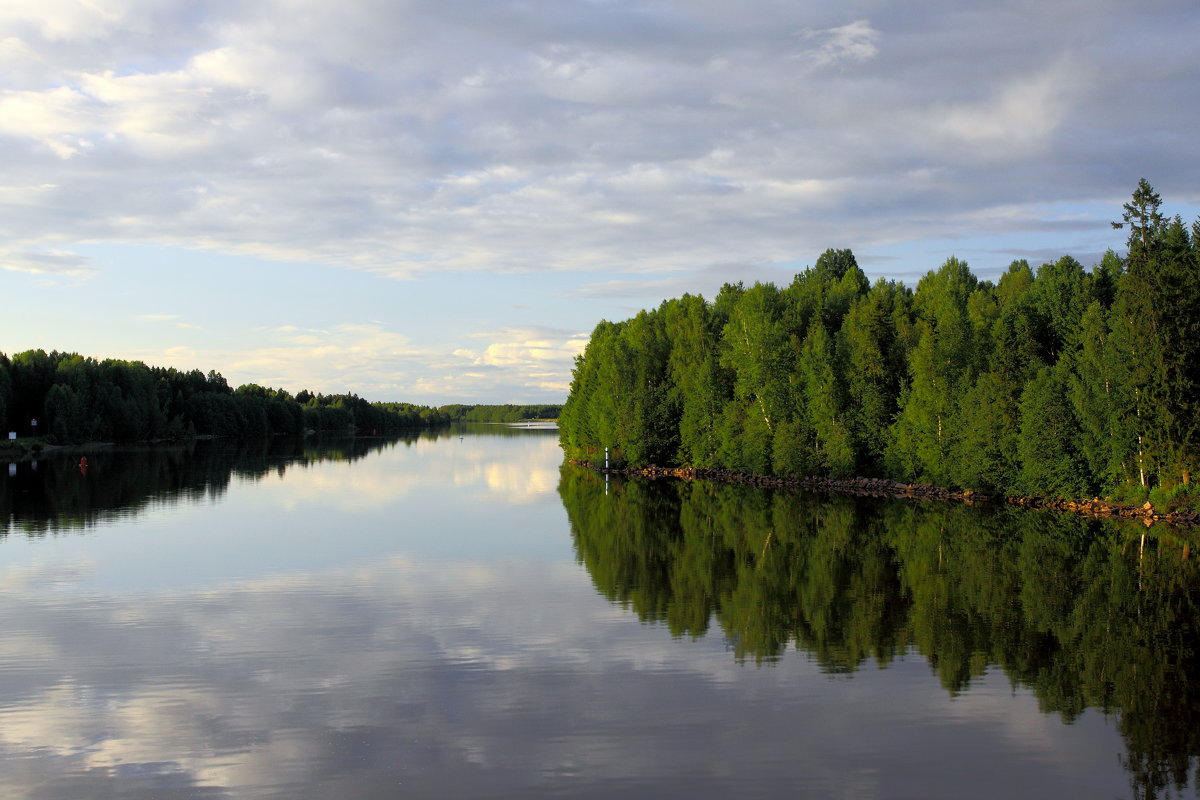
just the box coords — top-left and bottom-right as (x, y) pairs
(559, 181), (1200, 508)
(440, 403), (561, 423)
(0, 350), (452, 443)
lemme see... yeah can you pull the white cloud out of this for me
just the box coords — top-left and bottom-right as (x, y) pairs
(796, 19), (880, 69)
(120, 321), (584, 401)
(932, 60), (1082, 157)
(131, 322), (430, 393)
(453, 326), (586, 394)
(0, 247), (96, 276)
(136, 313), (198, 329)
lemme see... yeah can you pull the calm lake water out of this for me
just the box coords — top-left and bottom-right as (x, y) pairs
(2, 426), (1197, 799)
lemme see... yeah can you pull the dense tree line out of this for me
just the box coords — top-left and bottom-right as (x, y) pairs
(0, 351), (450, 443)
(560, 181), (1200, 506)
(439, 403), (561, 422)
(560, 466), (1200, 798)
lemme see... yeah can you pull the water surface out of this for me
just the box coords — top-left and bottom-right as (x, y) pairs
(1, 428), (1196, 799)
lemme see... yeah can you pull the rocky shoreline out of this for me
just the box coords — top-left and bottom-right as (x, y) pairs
(575, 462), (1200, 529)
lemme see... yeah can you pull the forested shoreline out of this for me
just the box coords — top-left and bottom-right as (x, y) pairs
(559, 181), (1200, 511)
(440, 403), (562, 423)
(0, 350), (451, 444)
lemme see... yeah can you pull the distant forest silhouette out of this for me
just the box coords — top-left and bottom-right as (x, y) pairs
(0, 351), (560, 444)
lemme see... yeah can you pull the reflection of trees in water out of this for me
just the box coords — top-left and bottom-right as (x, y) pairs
(1, 425), (557, 537)
(559, 465), (1200, 800)
(0, 432), (441, 537)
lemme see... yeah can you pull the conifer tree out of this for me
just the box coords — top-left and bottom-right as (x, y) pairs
(1110, 180), (1199, 487)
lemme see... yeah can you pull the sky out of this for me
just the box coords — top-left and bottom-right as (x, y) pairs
(1, 0), (1198, 404)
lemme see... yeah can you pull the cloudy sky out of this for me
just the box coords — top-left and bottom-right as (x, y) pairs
(2, 0), (1197, 403)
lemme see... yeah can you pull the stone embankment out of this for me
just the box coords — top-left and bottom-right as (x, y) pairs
(574, 462), (1200, 528)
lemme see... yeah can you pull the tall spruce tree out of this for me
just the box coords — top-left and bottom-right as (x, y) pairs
(1111, 180), (1199, 487)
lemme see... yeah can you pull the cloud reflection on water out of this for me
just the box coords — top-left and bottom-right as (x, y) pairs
(253, 432), (562, 511)
(0, 430), (1140, 799)
(0, 552), (1129, 800)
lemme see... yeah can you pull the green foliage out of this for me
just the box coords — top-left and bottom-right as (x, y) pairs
(886, 257), (981, 483)
(662, 294), (731, 466)
(1147, 481), (1200, 513)
(559, 313), (680, 465)
(0, 349), (449, 444)
(796, 319), (854, 476)
(558, 181), (1200, 499)
(721, 281), (793, 438)
(439, 404), (561, 422)
(837, 282), (904, 472)
(950, 371), (1019, 491)
(1017, 361), (1090, 496)
(1069, 301), (1136, 488)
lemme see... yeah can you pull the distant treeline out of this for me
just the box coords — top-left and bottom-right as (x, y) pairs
(0, 350), (452, 443)
(439, 404), (561, 422)
(559, 181), (1200, 505)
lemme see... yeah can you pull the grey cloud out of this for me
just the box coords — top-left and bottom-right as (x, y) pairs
(980, 247), (1113, 270)
(0, 0), (1196, 287)
(572, 259), (797, 303)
